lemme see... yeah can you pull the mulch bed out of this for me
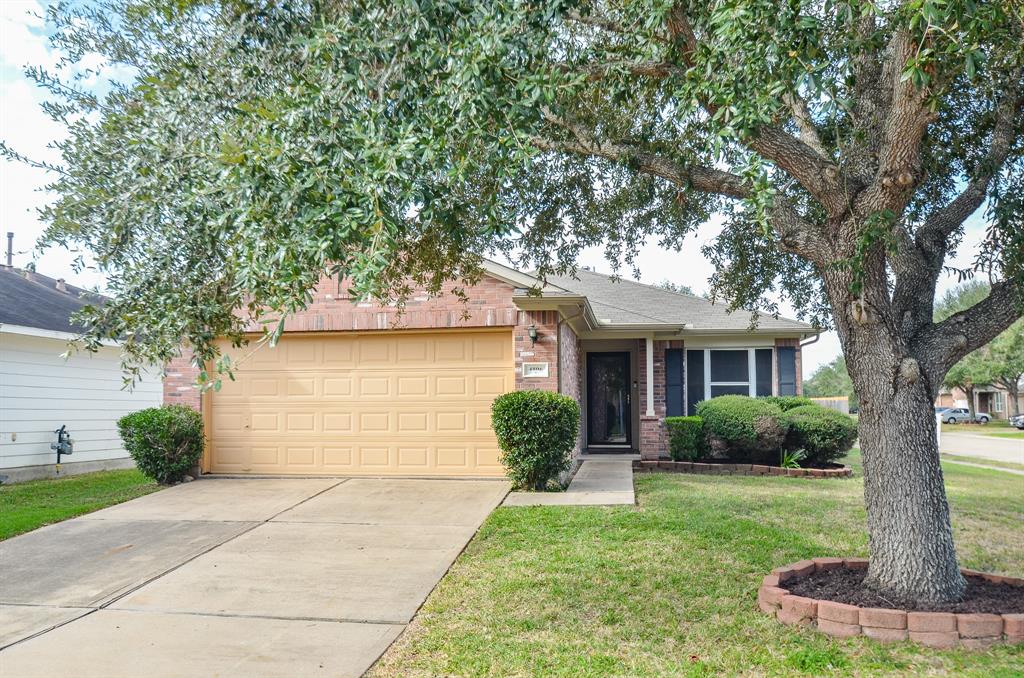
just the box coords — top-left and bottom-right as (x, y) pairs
(787, 568), (1024, 614)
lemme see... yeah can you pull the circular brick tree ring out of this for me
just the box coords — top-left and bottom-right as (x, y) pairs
(758, 558), (1024, 649)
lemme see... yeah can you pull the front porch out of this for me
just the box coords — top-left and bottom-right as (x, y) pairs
(579, 337), (803, 460)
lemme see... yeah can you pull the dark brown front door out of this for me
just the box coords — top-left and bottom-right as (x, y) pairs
(587, 352), (632, 447)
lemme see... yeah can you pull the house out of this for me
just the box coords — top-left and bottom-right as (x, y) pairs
(166, 261), (817, 477)
(0, 265), (162, 482)
(936, 382), (1023, 420)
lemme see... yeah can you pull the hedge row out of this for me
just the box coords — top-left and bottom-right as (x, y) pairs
(665, 396), (857, 466)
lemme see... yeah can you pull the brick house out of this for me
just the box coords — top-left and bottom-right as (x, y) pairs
(166, 261), (816, 477)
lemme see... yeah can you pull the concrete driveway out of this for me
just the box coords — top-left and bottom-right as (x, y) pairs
(0, 477), (508, 677)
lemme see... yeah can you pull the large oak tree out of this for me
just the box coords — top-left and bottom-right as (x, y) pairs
(9, 1), (1023, 604)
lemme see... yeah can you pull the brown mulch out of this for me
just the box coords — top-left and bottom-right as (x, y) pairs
(786, 568), (1024, 614)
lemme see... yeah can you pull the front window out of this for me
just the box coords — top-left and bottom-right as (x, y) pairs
(994, 392), (1005, 412)
(687, 348), (775, 414)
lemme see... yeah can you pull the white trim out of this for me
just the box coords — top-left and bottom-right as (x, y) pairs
(703, 349), (711, 404)
(0, 323), (119, 347)
(645, 336), (655, 416)
(747, 349), (756, 397)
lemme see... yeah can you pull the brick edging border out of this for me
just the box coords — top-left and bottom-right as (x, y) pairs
(759, 558), (1024, 649)
(633, 460), (852, 478)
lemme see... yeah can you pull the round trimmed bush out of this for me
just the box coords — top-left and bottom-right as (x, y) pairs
(695, 395), (788, 462)
(117, 405), (204, 484)
(491, 390), (580, 490)
(665, 416), (706, 461)
(783, 404), (858, 465)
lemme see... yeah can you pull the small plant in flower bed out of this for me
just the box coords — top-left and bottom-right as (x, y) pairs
(491, 390), (580, 491)
(665, 416), (705, 461)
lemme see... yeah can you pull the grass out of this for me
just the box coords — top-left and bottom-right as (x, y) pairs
(0, 469), (159, 540)
(942, 454), (1024, 473)
(372, 451), (1024, 677)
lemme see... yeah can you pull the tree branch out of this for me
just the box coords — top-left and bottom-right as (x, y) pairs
(533, 110), (830, 263)
(916, 81), (1021, 255)
(913, 280), (1023, 378)
(565, 10), (668, 42)
(784, 93), (828, 158)
(663, 3), (848, 215)
(854, 30), (936, 217)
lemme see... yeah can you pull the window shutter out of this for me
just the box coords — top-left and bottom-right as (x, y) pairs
(755, 349), (773, 397)
(665, 349), (684, 417)
(686, 350), (704, 415)
(778, 347), (797, 396)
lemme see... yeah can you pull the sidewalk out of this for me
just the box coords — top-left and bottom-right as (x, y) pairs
(502, 457), (635, 506)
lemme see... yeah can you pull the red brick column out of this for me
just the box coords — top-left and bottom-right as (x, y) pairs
(637, 339), (683, 460)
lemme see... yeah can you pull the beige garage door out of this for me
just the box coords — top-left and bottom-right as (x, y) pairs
(207, 329), (513, 476)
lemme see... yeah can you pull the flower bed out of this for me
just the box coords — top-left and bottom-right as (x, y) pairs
(759, 558), (1024, 648)
(633, 460), (852, 478)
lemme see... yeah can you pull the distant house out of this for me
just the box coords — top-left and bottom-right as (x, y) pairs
(0, 265), (162, 482)
(936, 382), (1023, 420)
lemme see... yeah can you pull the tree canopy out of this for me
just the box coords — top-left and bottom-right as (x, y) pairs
(9, 0), (1021, 383)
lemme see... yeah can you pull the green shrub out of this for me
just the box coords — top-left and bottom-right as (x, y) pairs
(117, 405), (204, 484)
(695, 395), (788, 462)
(665, 416), (706, 461)
(762, 396), (815, 411)
(491, 391), (580, 490)
(783, 405), (858, 465)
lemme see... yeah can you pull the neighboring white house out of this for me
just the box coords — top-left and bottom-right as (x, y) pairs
(0, 265), (162, 482)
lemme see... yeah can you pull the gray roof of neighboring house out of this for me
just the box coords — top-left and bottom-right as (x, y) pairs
(0, 266), (103, 334)
(541, 268), (814, 332)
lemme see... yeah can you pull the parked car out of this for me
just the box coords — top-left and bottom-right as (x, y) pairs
(934, 407), (950, 415)
(1010, 414), (1024, 430)
(941, 407), (990, 424)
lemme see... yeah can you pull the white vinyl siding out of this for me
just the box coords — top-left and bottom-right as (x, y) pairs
(0, 332), (162, 469)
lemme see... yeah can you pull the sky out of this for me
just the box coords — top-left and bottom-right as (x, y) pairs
(0, 1), (992, 376)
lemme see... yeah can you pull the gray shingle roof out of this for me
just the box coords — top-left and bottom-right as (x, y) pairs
(541, 268), (814, 332)
(0, 267), (103, 334)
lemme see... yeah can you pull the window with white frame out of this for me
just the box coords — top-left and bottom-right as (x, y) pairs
(686, 348), (777, 414)
(993, 391), (1005, 413)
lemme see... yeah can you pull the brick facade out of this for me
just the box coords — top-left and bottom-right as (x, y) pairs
(163, 350), (201, 411)
(558, 321), (583, 455)
(637, 339), (684, 460)
(514, 309), (560, 392)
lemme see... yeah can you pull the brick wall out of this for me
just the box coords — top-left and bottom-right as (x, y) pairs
(637, 339), (684, 460)
(165, 274), (566, 405)
(775, 338), (804, 395)
(558, 321), (583, 455)
(163, 350), (201, 412)
(513, 309), (559, 392)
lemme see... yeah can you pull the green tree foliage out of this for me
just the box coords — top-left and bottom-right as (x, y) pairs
(803, 357), (859, 412)
(989, 320), (1024, 416)
(656, 280), (695, 296)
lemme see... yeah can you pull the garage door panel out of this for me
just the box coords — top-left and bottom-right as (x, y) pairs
(209, 331), (512, 476)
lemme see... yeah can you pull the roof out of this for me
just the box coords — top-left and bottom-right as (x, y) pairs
(538, 268), (814, 333)
(0, 266), (103, 335)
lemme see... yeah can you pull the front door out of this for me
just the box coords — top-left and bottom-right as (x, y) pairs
(586, 352), (632, 447)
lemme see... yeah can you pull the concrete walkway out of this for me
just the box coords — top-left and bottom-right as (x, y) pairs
(0, 477), (508, 677)
(940, 432), (1023, 465)
(503, 457), (635, 506)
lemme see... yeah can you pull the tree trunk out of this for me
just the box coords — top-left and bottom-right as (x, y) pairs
(1010, 386), (1021, 418)
(826, 263), (965, 605)
(965, 386), (977, 422)
(856, 380), (966, 604)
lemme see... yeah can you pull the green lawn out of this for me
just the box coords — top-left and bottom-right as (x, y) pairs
(942, 419), (1024, 439)
(372, 452), (1024, 677)
(0, 469), (159, 540)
